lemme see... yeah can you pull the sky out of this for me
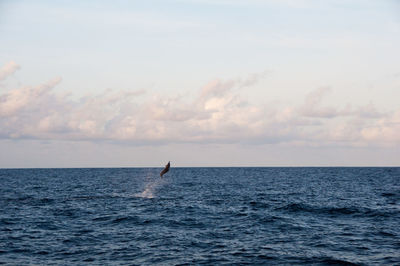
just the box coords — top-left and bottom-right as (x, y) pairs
(0, 0), (399, 167)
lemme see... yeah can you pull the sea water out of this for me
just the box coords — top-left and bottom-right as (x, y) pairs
(0, 167), (399, 265)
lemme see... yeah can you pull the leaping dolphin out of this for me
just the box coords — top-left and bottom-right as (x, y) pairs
(160, 161), (170, 177)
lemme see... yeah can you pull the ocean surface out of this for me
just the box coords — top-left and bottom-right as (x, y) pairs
(0, 167), (399, 265)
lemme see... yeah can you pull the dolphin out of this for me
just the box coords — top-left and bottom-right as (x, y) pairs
(160, 161), (170, 177)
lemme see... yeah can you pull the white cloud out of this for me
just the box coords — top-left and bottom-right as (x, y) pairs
(0, 77), (61, 117)
(0, 61), (20, 81)
(361, 110), (400, 144)
(0, 62), (399, 147)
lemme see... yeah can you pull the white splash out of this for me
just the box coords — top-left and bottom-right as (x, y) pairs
(136, 177), (165, 199)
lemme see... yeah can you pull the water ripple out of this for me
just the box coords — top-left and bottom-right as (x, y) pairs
(0, 167), (399, 265)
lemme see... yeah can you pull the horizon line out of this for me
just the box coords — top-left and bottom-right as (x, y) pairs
(0, 165), (399, 170)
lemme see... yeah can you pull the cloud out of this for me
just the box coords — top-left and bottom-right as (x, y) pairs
(0, 61), (20, 81)
(299, 87), (338, 118)
(360, 110), (400, 144)
(0, 77), (62, 117)
(298, 87), (386, 120)
(0, 62), (399, 147)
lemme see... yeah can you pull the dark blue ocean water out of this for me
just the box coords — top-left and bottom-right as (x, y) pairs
(0, 167), (399, 265)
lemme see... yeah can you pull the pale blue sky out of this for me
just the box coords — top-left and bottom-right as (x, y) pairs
(0, 0), (399, 167)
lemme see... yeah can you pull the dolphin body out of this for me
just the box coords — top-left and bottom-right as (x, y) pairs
(160, 161), (170, 177)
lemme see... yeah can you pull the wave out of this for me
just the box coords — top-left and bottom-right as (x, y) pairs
(301, 256), (361, 265)
(0, 196), (55, 206)
(276, 202), (397, 218)
(277, 203), (359, 215)
(111, 215), (141, 224)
